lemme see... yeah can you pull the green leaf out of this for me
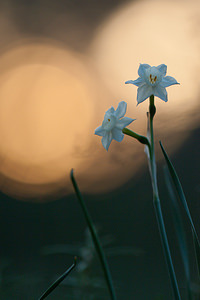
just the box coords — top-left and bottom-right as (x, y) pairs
(38, 257), (77, 300)
(160, 141), (200, 278)
(164, 168), (192, 299)
(70, 169), (117, 300)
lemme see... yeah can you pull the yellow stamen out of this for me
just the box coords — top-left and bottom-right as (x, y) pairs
(149, 74), (157, 84)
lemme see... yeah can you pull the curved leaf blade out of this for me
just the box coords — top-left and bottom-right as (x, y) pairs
(38, 257), (77, 300)
(164, 168), (192, 299)
(160, 141), (200, 277)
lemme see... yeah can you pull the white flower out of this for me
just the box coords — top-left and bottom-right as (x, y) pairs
(125, 64), (179, 104)
(95, 101), (134, 151)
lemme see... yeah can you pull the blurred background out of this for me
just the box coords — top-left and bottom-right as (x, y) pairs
(0, 0), (199, 298)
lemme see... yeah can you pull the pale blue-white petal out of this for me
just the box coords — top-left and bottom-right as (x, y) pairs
(125, 77), (144, 87)
(114, 101), (127, 119)
(157, 64), (167, 76)
(112, 128), (124, 142)
(138, 64), (151, 77)
(102, 132), (113, 151)
(95, 125), (106, 137)
(160, 76), (179, 88)
(106, 106), (115, 114)
(115, 117), (135, 130)
(153, 85), (168, 102)
(137, 84), (153, 104)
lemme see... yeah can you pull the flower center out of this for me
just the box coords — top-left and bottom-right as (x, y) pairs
(145, 66), (161, 86)
(102, 114), (116, 130)
(149, 74), (157, 84)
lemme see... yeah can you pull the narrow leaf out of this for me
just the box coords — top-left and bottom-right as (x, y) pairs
(70, 169), (117, 300)
(160, 141), (200, 277)
(164, 168), (192, 299)
(38, 257), (77, 300)
(192, 230), (200, 278)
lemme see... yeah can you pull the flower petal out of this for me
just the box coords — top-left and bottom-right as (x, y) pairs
(102, 132), (113, 151)
(160, 76), (179, 88)
(125, 77), (144, 87)
(153, 85), (168, 102)
(95, 125), (106, 137)
(157, 64), (167, 76)
(138, 64), (151, 77)
(112, 128), (124, 142)
(114, 101), (127, 119)
(105, 106), (115, 114)
(137, 84), (153, 104)
(115, 117), (135, 130)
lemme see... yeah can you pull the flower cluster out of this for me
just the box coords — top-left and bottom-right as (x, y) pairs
(95, 64), (178, 150)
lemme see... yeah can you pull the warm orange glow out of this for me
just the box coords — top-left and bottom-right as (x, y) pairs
(0, 42), (96, 198)
(0, 0), (200, 200)
(0, 41), (145, 200)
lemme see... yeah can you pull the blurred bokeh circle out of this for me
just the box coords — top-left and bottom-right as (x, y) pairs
(90, 0), (200, 142)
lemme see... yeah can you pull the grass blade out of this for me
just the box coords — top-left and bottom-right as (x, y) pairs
(160, 141), (200, 277)
(38, 257), (77, 300)
(70, 169), (117, 300)
(164, 168), (192, 299)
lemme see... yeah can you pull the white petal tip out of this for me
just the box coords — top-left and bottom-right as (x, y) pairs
(104, 144), (109, 151)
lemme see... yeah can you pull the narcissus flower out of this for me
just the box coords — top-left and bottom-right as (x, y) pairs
(95, 101), (134, 151)
(125, 64), (179, 104)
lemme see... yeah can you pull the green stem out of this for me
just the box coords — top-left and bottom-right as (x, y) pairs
(70, 169), (117, 300)
(149, 95), (181, 300)
(149, 95), (158, 195)
(122, 128), (151, 156)
(122, 128), (149, 145)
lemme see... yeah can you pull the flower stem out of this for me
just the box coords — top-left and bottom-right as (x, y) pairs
(70, 169), (117, 300)
(148, 95), (181, 300)
(122, 128), (151, 148)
